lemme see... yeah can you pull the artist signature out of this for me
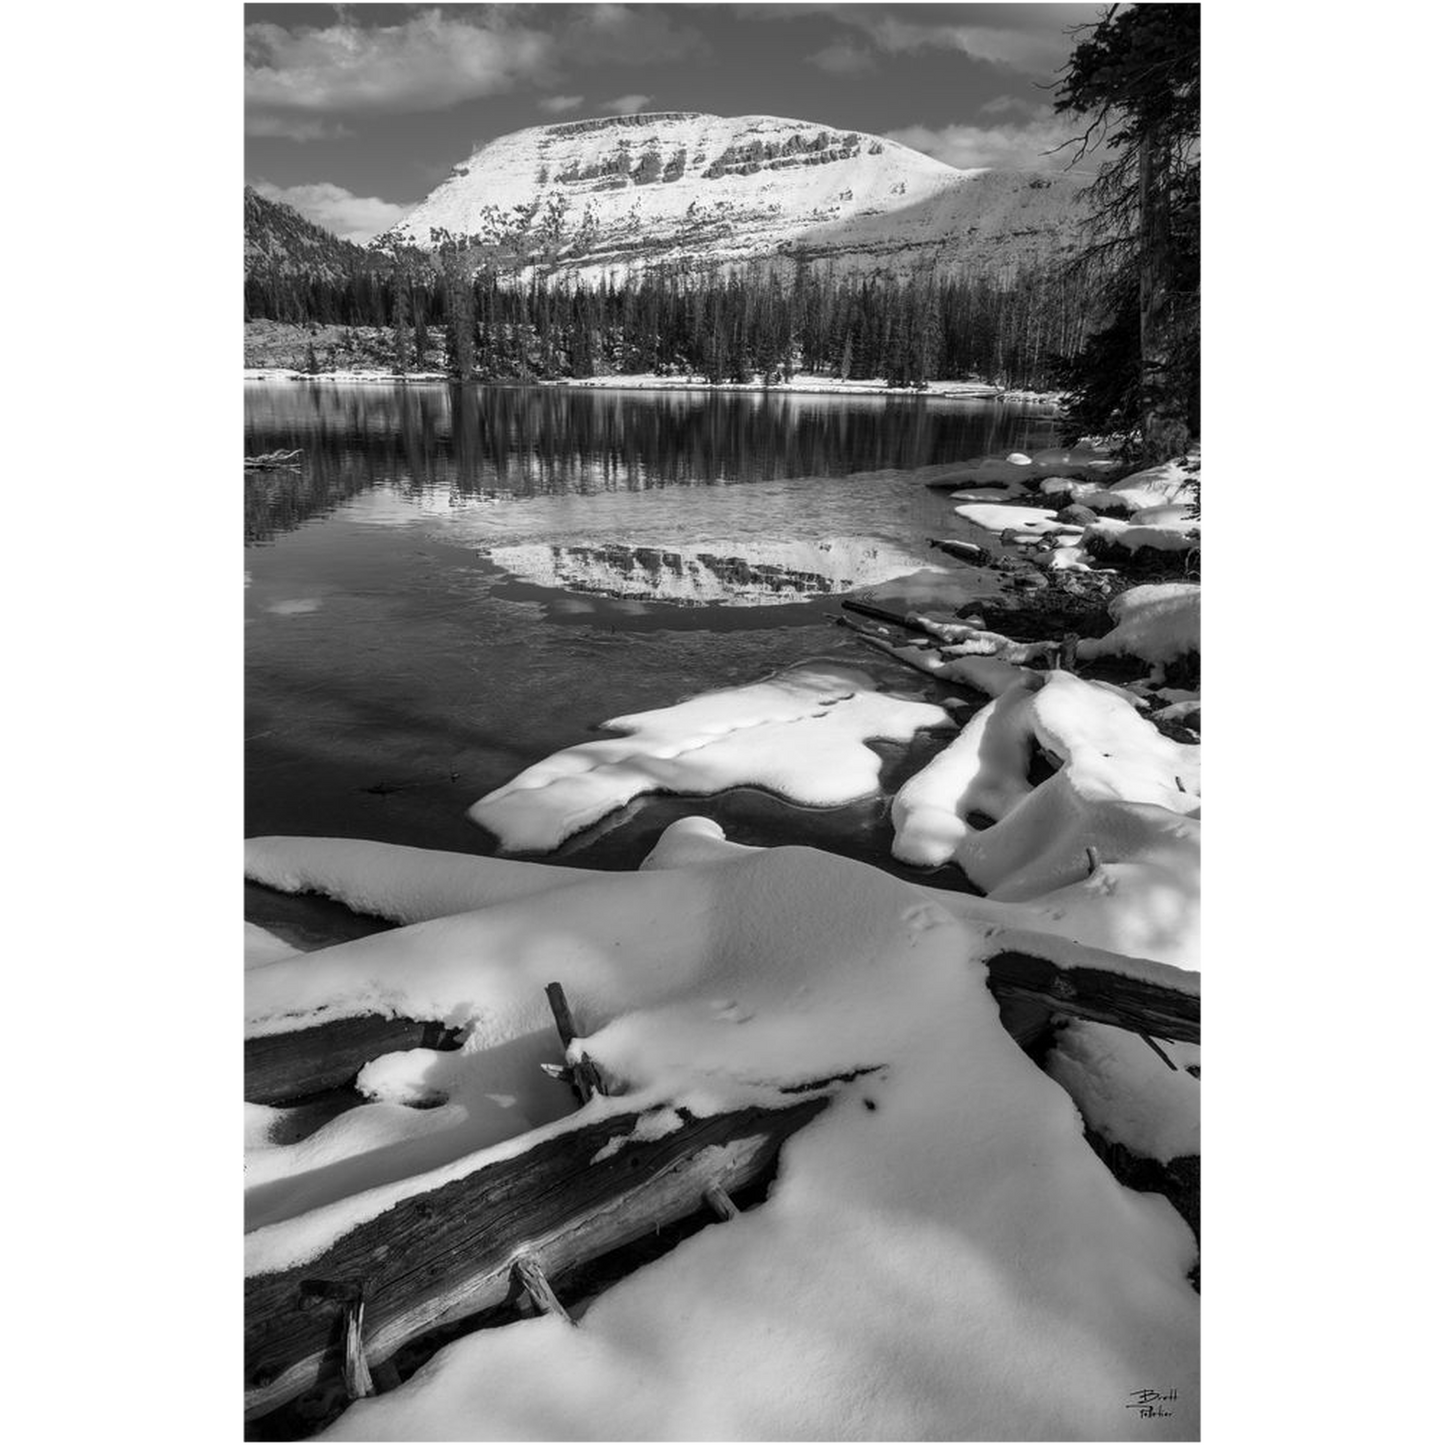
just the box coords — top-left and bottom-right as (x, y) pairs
(1127, 1387), (1179, 1419)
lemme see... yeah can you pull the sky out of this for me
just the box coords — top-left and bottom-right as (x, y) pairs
(245, 2), (1106, 243)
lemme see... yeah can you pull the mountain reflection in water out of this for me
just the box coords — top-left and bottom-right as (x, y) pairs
(244, 381), (1051, 545)
(484, 538), (934, 605)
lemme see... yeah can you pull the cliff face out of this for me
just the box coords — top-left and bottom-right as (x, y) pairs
(377, 112), (1083, 280)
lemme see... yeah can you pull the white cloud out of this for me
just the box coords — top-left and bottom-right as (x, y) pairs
(244, 6), (703, 130)
(252, 181), (412, 245)
(245, 10), (556, 115)
(599, 94), (653, 116)
(807, 41), (874, 75)
(539, 94), (585, 115)
(885, 115), (1082, 173)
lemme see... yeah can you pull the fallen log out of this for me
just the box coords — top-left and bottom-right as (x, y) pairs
(245, 1015), (467, 1106)
(929, 537), (993, 566)
(839, 596), (916, 629)
(983, 950), (1199, 1045)
(245, 1089), (833, 1419)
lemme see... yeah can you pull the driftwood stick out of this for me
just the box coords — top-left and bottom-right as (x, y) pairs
(545, 981), (608, 1102)
(929, 537), (993, 566)
(704, 1183), (740, 1221)
(851, 630), (943, 681)
(545, 981), (580, 1047)
(1137, 1032), (1180, 1071)
(984, 950), (1199, 1045)
(514, 1254), (577, 1326)
(840, 596), (915, 629)
(835, 613), (930, 647)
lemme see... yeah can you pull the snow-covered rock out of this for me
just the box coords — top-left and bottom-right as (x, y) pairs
(890, 671), (1200, 968)
(1077, 585), (1201, 670)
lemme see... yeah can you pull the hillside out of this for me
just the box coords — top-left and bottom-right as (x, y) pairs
(376, 111), (1084, 281)
(245, 185), (377, 282)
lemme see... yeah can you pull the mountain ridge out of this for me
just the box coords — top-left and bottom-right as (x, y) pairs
(376, 111), (1083, 280)
(244, 185), (379, 281)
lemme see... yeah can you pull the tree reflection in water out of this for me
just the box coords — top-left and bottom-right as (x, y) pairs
(244, 382), (1045, 545)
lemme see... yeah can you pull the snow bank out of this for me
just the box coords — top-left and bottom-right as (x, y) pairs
(244, 369), (451, 384)
(890, 671), (1200, 968)
(1078, 585), (1201, 670)
(469, 664), (951, 852)
(250, 843), (1200, 1441)
(245, 921), (298, 970)
(1043, 456), (1198, 515)
(1084, 514), (1199, 555)
(1099, 457), (1198, 513)
(550, 372), (1033, 401)
(245, 836), (597, 925)
(1047, 1021), (1200, 1163)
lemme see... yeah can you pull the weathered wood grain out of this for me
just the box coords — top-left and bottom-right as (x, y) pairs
(245, 1015), (467, 1106)
(984, 950), (1200, 1045)
(245, 1092), (831, 1418)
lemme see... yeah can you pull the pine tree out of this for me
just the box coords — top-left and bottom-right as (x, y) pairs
(1054, 3), (1200, 455)
(412, 286), (429, 370)
(390, 264), (412, 376)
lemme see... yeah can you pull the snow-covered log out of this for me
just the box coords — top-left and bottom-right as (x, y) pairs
(245, 1014), (468, 1105)
(984, 949), (1199, 1045)
(244, 1090), (833, 1419)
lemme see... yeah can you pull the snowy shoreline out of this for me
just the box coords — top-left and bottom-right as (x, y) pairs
(241, 366), (1061, 406)
(243, 441), (1201, 1440)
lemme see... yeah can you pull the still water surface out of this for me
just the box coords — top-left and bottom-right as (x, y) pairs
(245, 382), (1058, 926)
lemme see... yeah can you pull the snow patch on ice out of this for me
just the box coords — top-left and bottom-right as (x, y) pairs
(469, 663), (951, 852)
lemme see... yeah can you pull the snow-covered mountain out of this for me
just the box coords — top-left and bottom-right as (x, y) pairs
(377, 112), (1083, 280)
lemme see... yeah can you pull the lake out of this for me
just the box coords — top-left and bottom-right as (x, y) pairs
(245, 381), (1059, 933)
